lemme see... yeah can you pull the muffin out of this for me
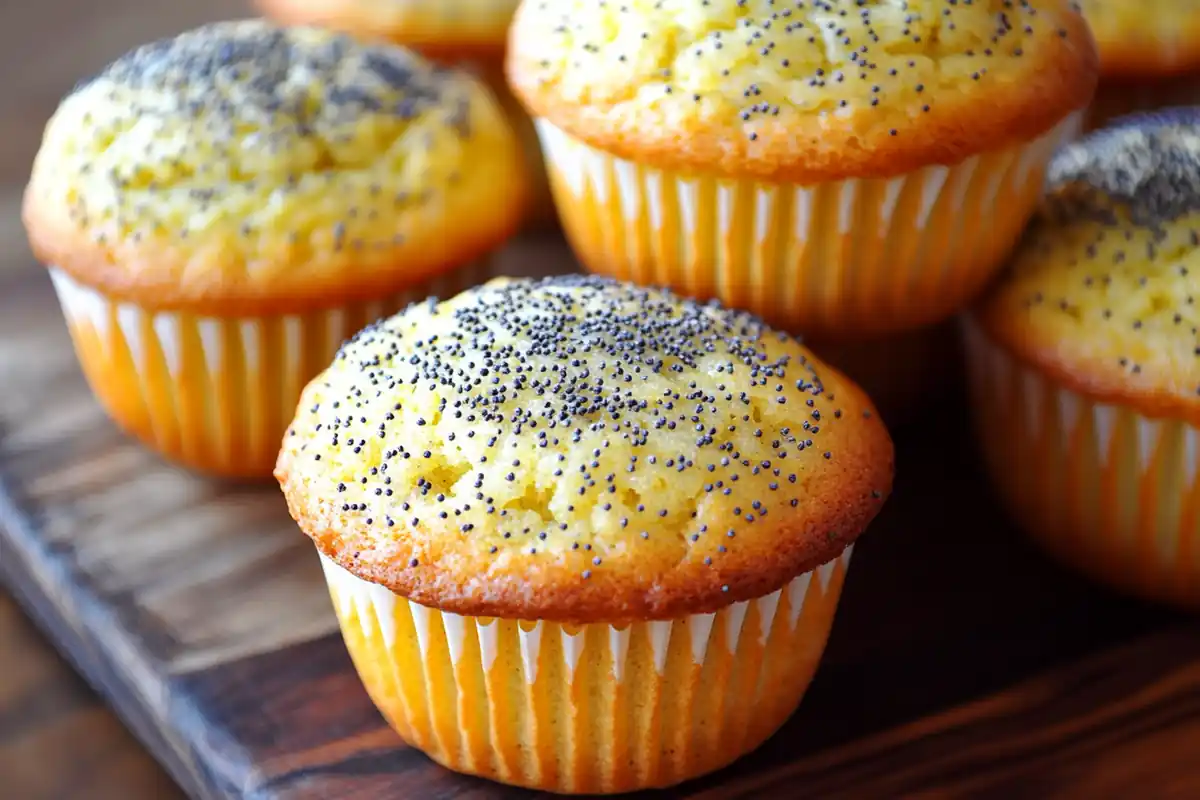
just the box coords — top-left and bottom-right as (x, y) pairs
(276, 275), (894, 793)
(1079, 1), (1200, 130)
(964, 109), (1200, 609)
(507, 0), (1097, 339)
(22, 20), (525, 478)
(256, 0), (556, 226)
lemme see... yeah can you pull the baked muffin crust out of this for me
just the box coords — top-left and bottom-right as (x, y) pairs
(23, 20), (526, 315)
(977, 109), (1200, 422)
(277, 276), (893, 623)
(507, 0), (1097, 182)
(1077, 0), (1200, 77)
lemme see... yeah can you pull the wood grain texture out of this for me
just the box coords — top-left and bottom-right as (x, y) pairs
(2, 2), (1200, 798)
(0, 592), (182, 800)
(3, 242), (1200, 798)
(0, 2), (245, 797)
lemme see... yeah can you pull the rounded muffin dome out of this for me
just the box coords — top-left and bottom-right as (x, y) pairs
(976, 107), (1200, 420)
(506, 0), (1097, 181)
(23, 19), (525, 314)
(277, 275), (894, 622)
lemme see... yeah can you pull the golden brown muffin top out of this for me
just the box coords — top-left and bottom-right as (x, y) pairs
(256, 0), (522, 58)
(977, 109), (1200, 421)
(507, 0), (1098, 182)
(23, 20), (526, 315)
(276, 276), (894, 623)
(1077, 0), (1200, 77)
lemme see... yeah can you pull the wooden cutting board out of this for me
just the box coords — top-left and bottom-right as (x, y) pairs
(3, 235), (1200, 799)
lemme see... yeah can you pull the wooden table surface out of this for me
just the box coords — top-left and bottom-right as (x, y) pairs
(6, 4), (1200, 800)
(0, 3), (247, 797)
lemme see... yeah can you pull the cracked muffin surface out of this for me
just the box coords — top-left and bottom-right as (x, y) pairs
(507, 0), (1097, 181)
(277, 275), (894, 622)
(24, 19), (525, 314)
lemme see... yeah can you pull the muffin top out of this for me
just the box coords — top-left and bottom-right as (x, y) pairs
(507, 0), (1097, 182)
(256, 0), (521, 57)
(1077, 1), (1200, 77)
(23, 20), (525, 316)
(977, 109), (1200, 421)
(276, 275), (894, 623)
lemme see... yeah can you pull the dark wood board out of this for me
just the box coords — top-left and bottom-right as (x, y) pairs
(3, 235), (1200, 799)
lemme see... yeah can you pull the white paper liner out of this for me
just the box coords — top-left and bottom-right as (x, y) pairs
(318, 546), (852, 683)
(962, 315), (1200, 600)
(48, 261), (490, 474)
(535, 113), (1082, 333)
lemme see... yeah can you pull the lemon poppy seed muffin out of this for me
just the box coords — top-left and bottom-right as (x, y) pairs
(256, 0), (557, 226)
(276, 275), (894, 792)
(23, 20), (525, 477)
(1079, 1), (1200, 129)
(507, 0), (1097, 338)
(965, 108), (1200, 609)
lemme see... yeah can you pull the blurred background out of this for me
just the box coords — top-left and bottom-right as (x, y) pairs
(0, 5), (243, 797)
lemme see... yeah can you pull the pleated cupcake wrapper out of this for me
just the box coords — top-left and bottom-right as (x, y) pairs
(48, 261), (491, 477)
(962, 317), (1200, 608)
(536, 114), (1080, 337)
(319, 546), (853, 793)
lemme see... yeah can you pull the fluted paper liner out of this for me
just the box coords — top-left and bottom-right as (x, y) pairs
(963, 317), (1200, 608)
(537, 115), (1080, 337)
(318, 546), (853, 793)
(49, 262), (490, 477)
